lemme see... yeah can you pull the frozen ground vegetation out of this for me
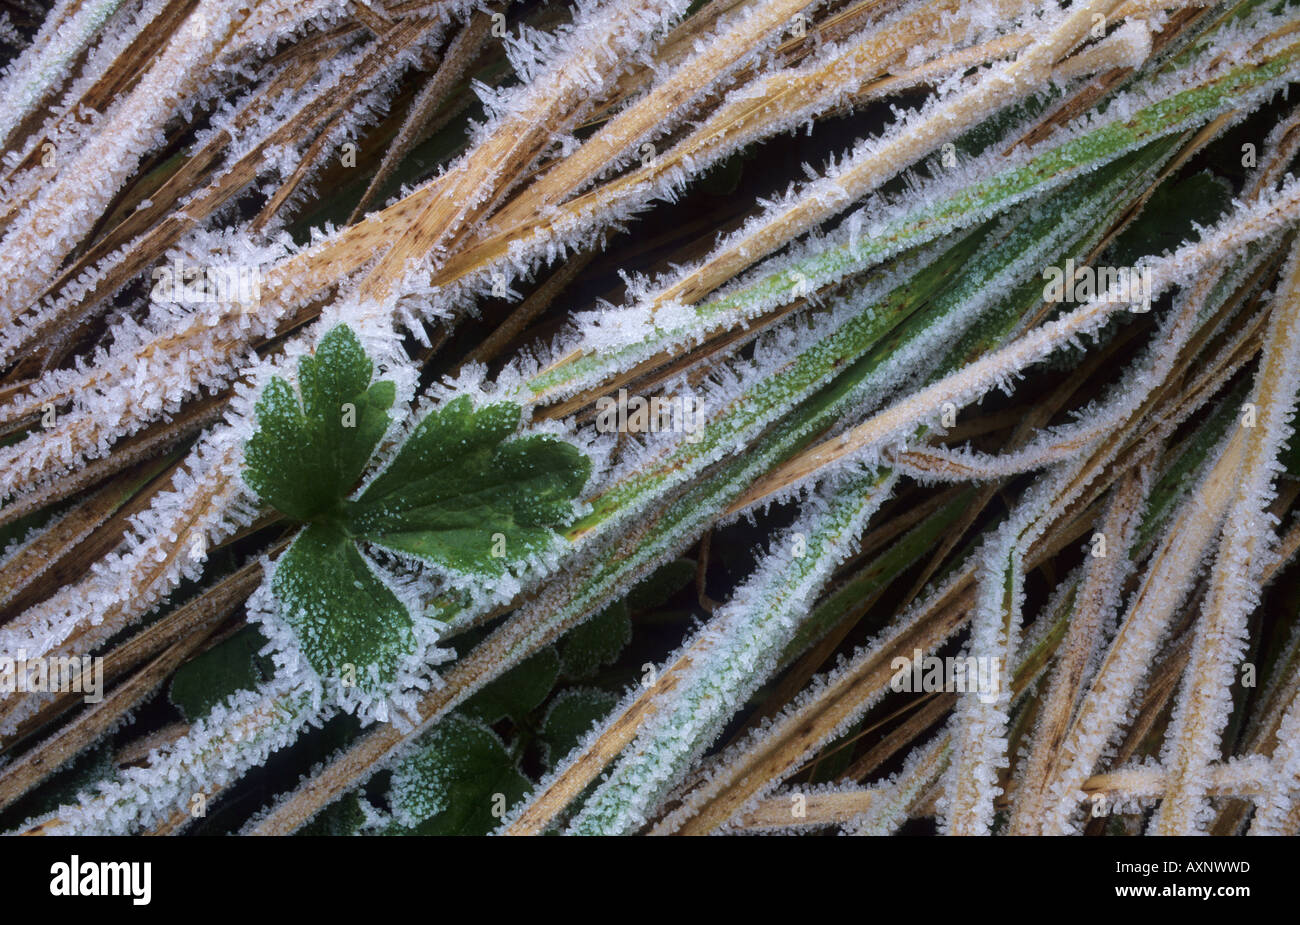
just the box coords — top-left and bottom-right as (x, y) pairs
(1, 0), (1299, 836)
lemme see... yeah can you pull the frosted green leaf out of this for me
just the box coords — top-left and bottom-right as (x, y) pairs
(462, 647), (560, 724)
(540, 688), (618, 770)
(169, 626), (272, 722)
(241, 325), (591, 696)
(244, 325), (396, 521)
(272, 522), (414, 692)
(559, 601), (631, 678)
(387, 714), (530, 835)
(348, 394), (591, 577)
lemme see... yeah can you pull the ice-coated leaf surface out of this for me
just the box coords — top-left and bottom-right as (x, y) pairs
(169, 626), (272, 723)
(241, 325), (589, 696)
(387, 714), (530, 836)
(244, 325), (396, 522)
(272, 521), (415, 691)
(463, 647), (561, 725)
(559, 601), (631, 677)
(349, 394), (591, 577)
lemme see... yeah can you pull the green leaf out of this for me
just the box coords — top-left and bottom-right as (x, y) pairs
(559, 601), (631, 678)
(387, 714), (530, 835)
(244, 325), (395, 521)
(1108, 172), (1232, 266)
(462, 647), (560, 724)
(240, 324), (590, 702)
(626, 557), (696, 610)
(347, 394), (591, 576)
(0, 743), (116, 827)
(298, 792), (368, 836)
(169, 626), (272, 722)
(272, 521), (414, 691)
(540, 688), (618, 769)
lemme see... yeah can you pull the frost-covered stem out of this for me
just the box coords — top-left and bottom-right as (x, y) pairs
(0, 0), (129, 147)
(1087, 758), (1278, 803)
(346, 8), (493, 223)
(886, 434), (1096, 481)
(733, 786), (881, 833)
(1052, 18), (1151, 80)
(1249, 684), (1300, 834)
(355, 0), (692, 302)
(502, 645), (697, 835)
(846, 732), (951, 836)
(681, 543), (1055, 836)
(732, 181), (1300, 509)
(0, 0), (255, 318)
(0, 621), (215, 813)
(564, 472), (897, 835)
(1038, 428), (1247, 834)
(886, 254), (1263, 484)
(1010, 464), (1149, 834)
(223, 0), (363, 54)
(643, 0), (1121, 309)
(942, 460), (1088, 834)
(0, 436), (254, 733)
(17, 676), (321, 836)
(483, 0), (829, 231)
(0, 467), (149, 611)
(1154, 238), (1300, 835)
(942, 518), (1027, 835)
(0, 48), (353, 363)
(248, 11), (454, 231)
